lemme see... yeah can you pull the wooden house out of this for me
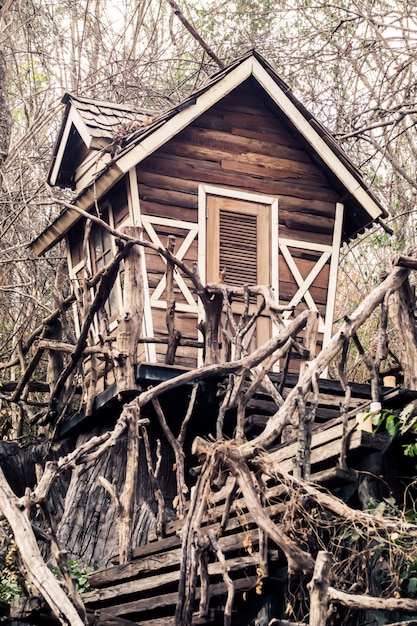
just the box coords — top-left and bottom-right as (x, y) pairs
(32, 50), (387, 376)
(21, 51), (417, 626)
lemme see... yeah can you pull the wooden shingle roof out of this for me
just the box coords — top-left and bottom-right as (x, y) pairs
(47, 94), (155, 187)
(62, 94), (152, 142)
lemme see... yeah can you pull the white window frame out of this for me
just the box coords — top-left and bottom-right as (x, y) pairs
(198, 184), (279, 291)
(67, 199), (131, 341)
(198, 184), (279, 363)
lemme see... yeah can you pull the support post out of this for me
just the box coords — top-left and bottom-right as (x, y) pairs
(389, 274), (417, 389)
(308, 551), (332, 626)
(119, 401), (141, 564)
(115, 227), (144, 394)
(165, 235), (181, 365)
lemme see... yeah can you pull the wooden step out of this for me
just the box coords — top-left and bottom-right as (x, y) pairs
(133, 609), (230, 626)
(86, 489), (285, 621)
(85, 554), (258, 607)
(92, 576), (258, 620)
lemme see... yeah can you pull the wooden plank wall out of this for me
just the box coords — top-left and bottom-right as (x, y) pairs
(135, 79), (340, 368)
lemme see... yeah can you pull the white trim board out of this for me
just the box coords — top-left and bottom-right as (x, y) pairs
(49, 109), (87, 186)
(251, 62), (382, 220)
(323, 202), (344, 347)
(116, 58), (254, 174)
(128, 170), (156, 362)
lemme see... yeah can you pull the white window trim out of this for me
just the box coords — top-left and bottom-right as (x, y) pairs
(67, 198), (129, 342)
(198, 184), (279, 364)
(198, 184), (279, 290)
(128, 169), (156, 362)
(91, 199), (126, 335)
(67, 253), (84, 339)
(323, 202), (344, 347)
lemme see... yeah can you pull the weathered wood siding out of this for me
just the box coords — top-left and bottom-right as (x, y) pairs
(137, 78), (340, 368)
(56, 422), (177, 570)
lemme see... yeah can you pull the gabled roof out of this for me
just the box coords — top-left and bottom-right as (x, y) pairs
(33, 50), (388, 256)
(48, 94), (156, 187)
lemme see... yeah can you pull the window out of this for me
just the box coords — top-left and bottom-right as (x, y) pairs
(206, 195), (272, 288)
(67, 179), (131, 341)
(90, 212), (119, 320)
(200, 186), (278, 351)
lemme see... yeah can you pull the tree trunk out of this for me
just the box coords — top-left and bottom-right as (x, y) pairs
(118, 402), (142, 564)
(0, 1), (11, 167)
(308, 551), (332, 626)
(388, 275), (417, 389)
(0, 467), (85, 626)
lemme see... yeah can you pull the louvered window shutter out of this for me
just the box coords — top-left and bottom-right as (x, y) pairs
(219, 210), (258, 286)
(206, 195), (271, 288)
(205, 193), (273, 350)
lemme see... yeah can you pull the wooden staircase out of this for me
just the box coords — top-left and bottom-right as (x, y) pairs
(83, 414), (389, 625)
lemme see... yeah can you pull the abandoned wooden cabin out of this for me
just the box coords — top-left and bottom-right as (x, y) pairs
(24, 50), (415, 625)
(32, 50), (387, 371)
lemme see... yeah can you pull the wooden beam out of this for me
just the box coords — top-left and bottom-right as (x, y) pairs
(88, 611), (140, 625)
(393, 253), (417, 270)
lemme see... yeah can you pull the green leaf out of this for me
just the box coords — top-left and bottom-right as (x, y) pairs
(403, 443), (417, 458)
(385, 413), (397, 437)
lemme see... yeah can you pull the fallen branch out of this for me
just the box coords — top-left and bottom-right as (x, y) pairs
(165, 0), (225, 68)
(208, 530), (234, 626)
(255, 452), (417, 538)
(0, 467), (85, 626)
(226, 449), (314, 574)
(139, 309), (311, 410)
(29, 399), (148, 505)
(329, 586), (417, 613)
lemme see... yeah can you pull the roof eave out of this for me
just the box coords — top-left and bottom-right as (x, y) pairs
(48, 104), (94, 187)
(250, 61), (385, 224)
(114, 55), (385, 226)
(31, 163), (124, 256)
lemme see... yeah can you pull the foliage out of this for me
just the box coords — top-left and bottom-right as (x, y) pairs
(0, 543), (23, 604)
(0, 556), (93, 607)
(52, 560), (94, 595)
(0, 573), (21, 604)
(285, 492), (417, 624)
(372, 403), (417, 460)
